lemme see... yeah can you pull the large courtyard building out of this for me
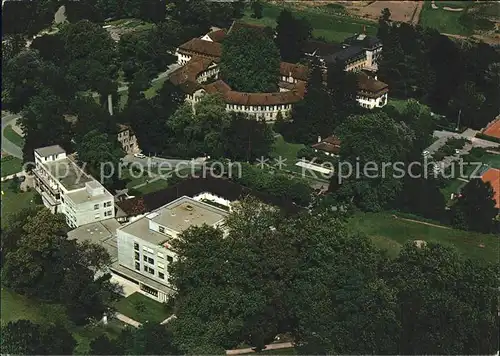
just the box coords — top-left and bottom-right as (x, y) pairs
(172, 21), (388, 120)
(114, 196), (229, 301)
(33, 145), (115, 228)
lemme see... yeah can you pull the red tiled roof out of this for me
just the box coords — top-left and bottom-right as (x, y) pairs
(178, 38), (222, 58)
(203, 80), (232, 95)
(280, 62), (309, 81)
(481, 168), (500, 209)
(312, 135), (341, 154)
(207, 29), (226, 42)
(357, 72), (388, 93)
(482, 118), (500, 139)
(223, 90), (303, 106)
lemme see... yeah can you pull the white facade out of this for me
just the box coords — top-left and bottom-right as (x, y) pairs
(33, 145), (115, 228)
(356, 92), (388, 109)
(117, 127), (139, 155)
(175, 50), (192, 65)
(116, 196), (229, 302)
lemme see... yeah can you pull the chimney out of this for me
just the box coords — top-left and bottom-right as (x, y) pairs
(107, 94), (113, 116)
(317, 136), (322, 143)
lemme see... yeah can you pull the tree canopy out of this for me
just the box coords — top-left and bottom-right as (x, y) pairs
(220, 27), (280, 93)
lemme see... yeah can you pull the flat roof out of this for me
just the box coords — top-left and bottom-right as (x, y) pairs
(35, 145), (66, 158)
(120, 216), (167, 245)
(67, 219), (121, 261)
(151, 196), (227, 233)
(66, 185), (112, 205)
(118, 196), (228, 245)
(43, 157), (93, 190)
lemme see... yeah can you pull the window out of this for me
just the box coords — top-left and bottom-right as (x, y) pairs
(159, 272), (165, 279)
(134, 243), (139, 251)
(104, 201), (112, 207)
(143, 255), (148, 262)
(135, 252), (140, 261)
(135, 262), (140, 271)
(147, 267), (154, 275)
(148, 257), (154, 265)
(143, 265), (148, 271)
(159, 226), (165, 233)
(167, 256), (173, 263)
(157, 252), (164, 259)
(94, 214), (100, 219)
(104, 210), (112, 217)
(94, 204), (99, 210)
(158, 263), (165, 269)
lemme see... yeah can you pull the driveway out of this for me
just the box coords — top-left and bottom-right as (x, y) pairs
(1, 111), (23, 158)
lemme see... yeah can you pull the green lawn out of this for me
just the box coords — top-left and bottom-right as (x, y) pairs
(144, 76), (168, 99)
(242, 2), (377, 43)
(258, 347), (297, 355)
(1, 156), (23, 177)
(114, 292), (172, 324)
(419, 1), (473, 36)
(387, 98), (410, 113)
(351, 212), (499, 263)
(1, 182), (36, 228)
(3, 125), (24, 148)
(271, 135), (305, 169)
(1, 286), (127, 354)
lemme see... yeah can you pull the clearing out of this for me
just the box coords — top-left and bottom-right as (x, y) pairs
(1, 181), (36, 228)
(243, 2), (377, 43)
(113, 292), (172, 324)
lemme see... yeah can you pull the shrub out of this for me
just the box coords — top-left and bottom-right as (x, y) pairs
(476, 133), (500, 144)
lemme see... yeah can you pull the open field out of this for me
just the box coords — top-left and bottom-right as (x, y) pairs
(3, 125), (24, 148)
(1, 182), (36, 228)
(351, 212), (499, 262)
(419, 1), (473, 36)
(114, 292), (172, 324)
(243, 2), (377, 43)
(1, 156), (23, 177)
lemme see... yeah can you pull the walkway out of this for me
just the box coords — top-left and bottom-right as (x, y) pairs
(1, 112), (23, 158)
(226, 342), (294, 355)
(392, 215), (451, 230)
(115, 312), (142, 328)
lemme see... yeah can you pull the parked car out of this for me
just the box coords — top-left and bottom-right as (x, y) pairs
(134, 153), (146, 159)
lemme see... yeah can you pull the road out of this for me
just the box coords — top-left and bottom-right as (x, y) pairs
(1, 112), (23, 158)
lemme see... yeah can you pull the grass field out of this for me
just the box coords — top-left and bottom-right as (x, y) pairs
(1, 287), (127, 354)
(270, 135), (305, 171)
(1, 182), (36, 228)
(3, 125), (24, 148)
(351, 212), (499, 262)
(114, 292), (172, 324)
(419, 1), (473, 36)
(242, 2), (377, 43)
(1, 156), (23, 177)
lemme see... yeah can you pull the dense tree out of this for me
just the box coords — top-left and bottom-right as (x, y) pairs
(220, 27), (280, 92)
(332, 112), (415, 211)
(90, 334), (124, 355)
(451, 178), (497, 233)
(0, 207), (41, 259)
(1, 209), (119, 324)
(326, 59), (360, 120)
(251, 0), (263, 19)
(1, 320), (76, 355)
(1, 0), (58, 36)
(75, 129), (125, 189)
(448, 81), (486, 130)
(275, 9), (312, 63)
(221, 113), (274, 162)
(60, 20), (118, 95)
(384, 242), (499, 354)
(20, 89), (73, 164)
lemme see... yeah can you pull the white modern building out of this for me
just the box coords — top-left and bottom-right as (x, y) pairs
(33, 145), (115, 228)
(114, 196), (229, 302)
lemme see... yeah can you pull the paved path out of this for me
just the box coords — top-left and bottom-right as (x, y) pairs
(226, 342), (294, 355)
(1, 112), (23, 158)
(392, 215), (452, 230)
(1, 171), (25, 182)
(160, 314), (177, 325)
(115, 312), (142, 328)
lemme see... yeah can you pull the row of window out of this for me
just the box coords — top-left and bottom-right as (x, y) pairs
(134, 261), (166, 280)
(134, 242), (174, 262)
(227, 104), (290, 112)
(94, 201), (113, 210)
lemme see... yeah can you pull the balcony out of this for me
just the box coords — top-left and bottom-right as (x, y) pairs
(33, 168), (60, 194)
